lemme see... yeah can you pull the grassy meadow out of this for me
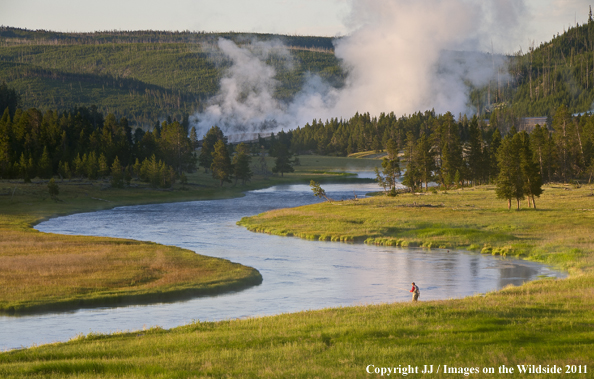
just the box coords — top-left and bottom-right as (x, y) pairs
(0, 155), (379, 314)
(239, 184), (594, 274)
(3, 158), (593, 377)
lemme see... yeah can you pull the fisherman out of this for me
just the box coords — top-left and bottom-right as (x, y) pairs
(410, 282), (420, 302)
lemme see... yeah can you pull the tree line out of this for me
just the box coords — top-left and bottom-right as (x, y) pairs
(0, 91), (197, 187)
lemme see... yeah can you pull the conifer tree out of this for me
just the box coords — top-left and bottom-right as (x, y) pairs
(488, 128), (502, 183)
(199, 126), (225, 173)
(232, 142), (252, 185)
(211, 139), (232, 186)
(496, 134), (524, 209)
(416, 133), (435, 190)
(271, 142), (294, 177)
(110, 156), (124, 188)
(98, 153), (109, 178)
(518, 131), (543, 208)
(18, 153), (34, 183)
(38, 146), (52, 179)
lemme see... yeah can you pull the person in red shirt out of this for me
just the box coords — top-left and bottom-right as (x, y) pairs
(410, 282), (420, 301)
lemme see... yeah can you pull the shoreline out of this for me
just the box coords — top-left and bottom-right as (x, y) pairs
(0, 162), (379, 316)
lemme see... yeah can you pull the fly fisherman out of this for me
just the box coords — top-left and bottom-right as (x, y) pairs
(410, 282), (420, 302)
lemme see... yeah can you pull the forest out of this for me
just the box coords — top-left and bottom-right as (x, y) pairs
(0, 27), (342, 127)
(3, 16), (594, 200)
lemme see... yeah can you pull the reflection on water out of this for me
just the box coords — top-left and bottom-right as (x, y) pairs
(0, 179), (564, 351)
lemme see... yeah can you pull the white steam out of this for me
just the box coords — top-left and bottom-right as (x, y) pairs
(191, 0), (526, 138)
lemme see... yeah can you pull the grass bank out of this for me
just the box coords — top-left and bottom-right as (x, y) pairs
(1, 267), (592, 377)
(0, 155), (380, 315)
(239, 184), (594, 274)
(1, 177), (593, 376)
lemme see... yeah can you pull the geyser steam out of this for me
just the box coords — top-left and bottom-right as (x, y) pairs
(191, 0), (525, 138)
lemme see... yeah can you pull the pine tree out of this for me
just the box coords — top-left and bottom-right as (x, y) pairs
(518, 132), (543, 208)
(38, 146), (53, 179)
(496, 134), (524, 209)
(85, 151), (98, 179)
(488, 128), (502, 183)
(271, 142), (294, 177)
(110, 156), (124, 188)
(416, 133), (435, 190)
(211, 139), (232, 186)
(199, 126), (225, 173)
(232, 142), (252, 185)
(189, 126), (198, 150)
(18, 153), (34, 183)
(466, 118), (484, 185)
(98, 153), (110, 178)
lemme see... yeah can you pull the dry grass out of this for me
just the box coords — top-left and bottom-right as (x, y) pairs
(0, 155), (378, 314)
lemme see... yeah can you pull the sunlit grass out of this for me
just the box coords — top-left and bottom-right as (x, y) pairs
(239, 184), (594, 274)
(1, 274), (592, 377)
(0, 155), (377, 314)
(4, 160), (593, 376)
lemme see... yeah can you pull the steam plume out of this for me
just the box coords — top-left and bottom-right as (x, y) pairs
(191, 0), (526, 138)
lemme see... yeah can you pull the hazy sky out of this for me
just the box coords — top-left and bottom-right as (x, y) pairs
(0, 0), (591, 53)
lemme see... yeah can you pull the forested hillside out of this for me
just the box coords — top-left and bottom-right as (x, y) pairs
(482, 12), (594, 117)
(0, 27), (342, 127)
(5, 15), (594, 127)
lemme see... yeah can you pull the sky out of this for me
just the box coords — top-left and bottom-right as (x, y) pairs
(0, 0), (592, 53)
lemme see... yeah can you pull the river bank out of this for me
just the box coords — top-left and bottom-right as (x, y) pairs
(0, 155), (380, 315)
(1, 172), (592, 376)
(239, 184), (594, 275)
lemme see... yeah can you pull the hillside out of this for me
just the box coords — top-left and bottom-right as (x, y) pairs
(4, 17), (594, 128)
(0, 27), (344, 127)
(487, 16), (594, 117)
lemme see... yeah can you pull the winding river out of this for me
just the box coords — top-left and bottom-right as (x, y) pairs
(1, 178), (564, 351)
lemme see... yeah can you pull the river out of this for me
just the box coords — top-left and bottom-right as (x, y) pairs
(1, 179), (564, 351)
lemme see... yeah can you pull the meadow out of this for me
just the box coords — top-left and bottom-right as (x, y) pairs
(0, 155), (379, 314)
(239, 184), (594, 274)
(2, 158), (593, 377)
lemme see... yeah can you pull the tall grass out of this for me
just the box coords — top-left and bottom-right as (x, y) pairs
(0, 155), (378, 314)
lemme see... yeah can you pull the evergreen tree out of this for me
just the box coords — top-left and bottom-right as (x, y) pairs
(189, 126), (198, 149)
(496, 134), (524, 209)
(552, 105), (576, 182)
(199, 126), (225, 173)
(488, 128), (502, 183)
(232, 142), (253, 185)
(18, 153), (34, 183)
(271, 142), (294, 177)
(85, 151), (99, 179)
(38, 146), (53, 179)
(466, 118), (484, 185)
(518, 132), (544, 208)
(98, 153), (110, 178)
(0, 108), (12, 178)
(416, 133), (435, 190)
(110, 156), (124, 188)
(211, 139), (232, 186)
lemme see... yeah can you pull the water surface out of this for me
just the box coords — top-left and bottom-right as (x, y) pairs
(1, 180), (563, 351)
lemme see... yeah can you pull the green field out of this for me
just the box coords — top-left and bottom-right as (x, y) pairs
(1, 158), (593, 377)
(239, 185), (594, 274)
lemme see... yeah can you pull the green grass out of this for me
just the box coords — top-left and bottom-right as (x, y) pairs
(0, 275), (592, 377)
(239, 185), (594, 273)
(0, 155), (375, 314)
(2, 164), (593, 376)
